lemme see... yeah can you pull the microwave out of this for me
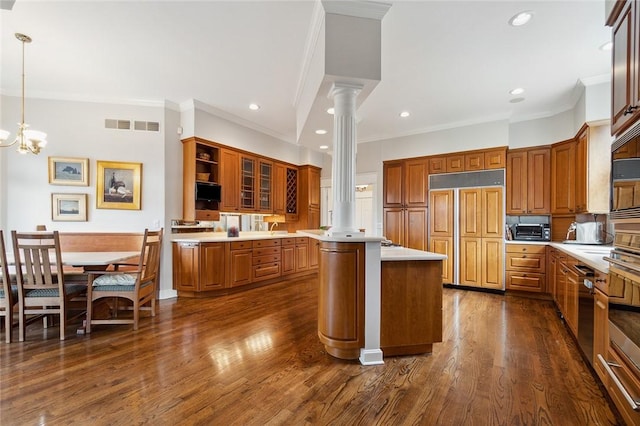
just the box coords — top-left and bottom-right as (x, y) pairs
(511, 223), (550, 241)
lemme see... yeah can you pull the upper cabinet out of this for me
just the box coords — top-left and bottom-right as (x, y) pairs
(610, 0), (640, 136)
(383, 158), (429, 208)
(551, 139), (578, 214)
(182, 137), (221, 221)
(219, 148), (240, 212)
(296, 166), (321, 230)
(506, 147), (551, 215)
(428, 147), (506, 175)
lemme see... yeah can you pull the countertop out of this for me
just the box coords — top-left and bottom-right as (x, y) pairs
(505, 240), (611, 273)
(380, 246), (447, 261)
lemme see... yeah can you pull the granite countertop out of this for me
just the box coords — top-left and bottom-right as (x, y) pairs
(171, 231), (301, 243)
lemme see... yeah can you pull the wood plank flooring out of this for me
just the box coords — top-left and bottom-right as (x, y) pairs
(0, 278), (622, 425)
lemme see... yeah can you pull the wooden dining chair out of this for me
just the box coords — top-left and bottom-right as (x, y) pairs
(86, 228), (163, 333)
(0, 230), (18, 343)
(11, 230), (86, 341)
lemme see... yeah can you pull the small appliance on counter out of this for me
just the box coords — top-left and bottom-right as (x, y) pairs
(510, 223), (550, 241)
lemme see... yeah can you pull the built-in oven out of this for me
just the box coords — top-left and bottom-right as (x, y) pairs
(601, 230), (640, 414)
(611, 127), (640, 220)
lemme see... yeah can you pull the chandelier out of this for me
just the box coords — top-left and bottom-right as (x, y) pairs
(0, 33), (47, 155)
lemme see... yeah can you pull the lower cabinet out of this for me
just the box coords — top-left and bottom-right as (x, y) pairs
(173, 236), (318, 296)
(459, 237), (503, 289)
(506, 243), (546, 292)
(594, 285), (609, 384)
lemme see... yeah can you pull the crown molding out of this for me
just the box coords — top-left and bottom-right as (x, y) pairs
(321, 1), (391, 21)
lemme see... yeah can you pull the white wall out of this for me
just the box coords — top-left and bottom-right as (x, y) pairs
(508, 110), (576, 149)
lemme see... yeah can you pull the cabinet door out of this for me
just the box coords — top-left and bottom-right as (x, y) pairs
(229, 249), (252, 287)
(482, 238), (504, 289)
(482, 187), (503, 238)
(459, 237), (482, 286)
(611, 0), (638, 136)
(172, 242), (199, 291)
(281, 244), (295, 275)
(404, 158), (429, 207)
(200, 243), (226, 290)
(430, 237), (453, 284)
(295, 244), (309, 272)
(506, 150), (528, 215)
(527, 147), (551, 214)
(383, 161), (404, 207)
(575, 128), (588, 213)
(428, 156), (446, 174)
(240, 155), (256, 211)
(446, 155), (464, 173)
(459, 188), (481, 237)
(220, 148), (239, 211)
(384, 208), (405, 246)
(308, 207), (320, 229)
(405, 208), (428, 251)
(308, 166), (321, 209)
(273, 162), (286, 214)
(429, 190), (454, 237)
(485, 148), (506, 169)
(551, 140), (577, 214)
(309, 238), (320, 269)
(464, 153), (484, 171)
(258, 159), (273, 212)
(565, 267), (579, 336)
(285, 167), (298, 219)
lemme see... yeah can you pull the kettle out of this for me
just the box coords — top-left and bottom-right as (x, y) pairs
(575, 222), (603, 244)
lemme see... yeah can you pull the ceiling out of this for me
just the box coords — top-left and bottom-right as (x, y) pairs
(0, 1), (612, 152)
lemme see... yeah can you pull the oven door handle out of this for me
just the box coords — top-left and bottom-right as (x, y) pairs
(605, 256), (640, 275)
(597, 354), (640, 411)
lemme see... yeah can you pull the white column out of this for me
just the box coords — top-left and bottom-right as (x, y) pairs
(328, 82), (362, 237)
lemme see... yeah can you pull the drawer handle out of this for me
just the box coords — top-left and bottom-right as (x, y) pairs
(596, 300), (606, 310)
(597, 354), (640, 411)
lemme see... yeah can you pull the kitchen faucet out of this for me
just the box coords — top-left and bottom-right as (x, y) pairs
(269, 222), (278, 235)
(566, 222), (577, 240)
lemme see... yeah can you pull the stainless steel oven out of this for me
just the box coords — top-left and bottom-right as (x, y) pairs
(601, 230), (640, 412)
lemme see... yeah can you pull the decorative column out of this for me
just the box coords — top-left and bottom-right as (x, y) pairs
(328, 82), (363, 237)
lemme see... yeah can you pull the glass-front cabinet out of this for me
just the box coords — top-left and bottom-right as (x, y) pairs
(258, 160), (273, 212)
(240, 156), (256, 211)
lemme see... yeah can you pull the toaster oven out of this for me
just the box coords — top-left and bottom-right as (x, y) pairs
(511, 223), (550, 241)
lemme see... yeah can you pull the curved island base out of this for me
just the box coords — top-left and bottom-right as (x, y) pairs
(315, 236), (445, 362)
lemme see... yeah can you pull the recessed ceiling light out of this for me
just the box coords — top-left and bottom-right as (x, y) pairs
(510, 87), (525, 95)
(319, 145), (329, 150)
(509, 97), (525, 104)
(600, 41), (613, 51)
(249, 103), (260, 110)
(315, 129), (327, 135)
(327, 107), (335, 115)
(509, 11), (533, 27)
(399, 111), (410, 118)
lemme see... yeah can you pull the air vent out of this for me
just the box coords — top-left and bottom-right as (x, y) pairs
(134, 121), (160, 132)
(105, 119), (131, 130)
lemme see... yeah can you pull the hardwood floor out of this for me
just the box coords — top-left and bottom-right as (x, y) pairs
(0, 278), (622, 425)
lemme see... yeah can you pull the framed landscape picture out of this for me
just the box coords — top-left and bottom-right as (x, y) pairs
(51, 193), (87, 221)
(48, 157), (89, 186)
(96, 160), (142, 210)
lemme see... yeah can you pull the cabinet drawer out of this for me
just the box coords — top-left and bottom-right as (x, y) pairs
(253, 247), (280, 257)
(195, 210), (220, 221)
(506, 252), (546, 273)
(253, 263), (281, 281)
(281, 238), (296, 246)
(230, 241), (252, 250)
(253, 239), (281, 248)
(253, 254), (281, 265)
(506, 272), (545, 292)
(602, 347), (640, 426)
(506, 244), (546, 254)
(295, 237), (309, 246)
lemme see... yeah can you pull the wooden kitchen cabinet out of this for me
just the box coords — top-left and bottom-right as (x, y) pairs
(446, 154), (464, 173)
(610, 0), (640, 136)
(429, 189), (454, 283)
(383, 158), (428, 249)
(430, 237), (453, 284)
(482, 238), (504, 290)
(459, 237), (481, 286)
(296, 165), (321, 230)
(506, 244), (546, 292)
(229, 241), (253, 287)
(182, 137), (221, 221)
(172, 241), (225, 293)
(564, 259), (579, 336)
(506, 147), (551, 215)
(551, 139), (577, 214)
(309, 238), (319, 269)
(220, 148), (240, 212)
(594, 285), (609, 384)
(295, 237), (309, 272)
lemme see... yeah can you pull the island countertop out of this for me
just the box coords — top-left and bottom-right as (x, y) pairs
(381, 246), (447, 261)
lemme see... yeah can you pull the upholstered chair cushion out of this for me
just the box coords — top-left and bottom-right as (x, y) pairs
(93, 273), (136, 287)
(0, 285), (18, 300)
(25, 284), (85, 298)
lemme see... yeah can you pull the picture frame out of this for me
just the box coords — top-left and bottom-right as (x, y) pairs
(51, 193), (87, 222)
(96, 160), (142, 210)
(48, 156), (89, 186)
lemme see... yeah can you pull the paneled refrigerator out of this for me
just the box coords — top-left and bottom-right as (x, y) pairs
(429, 170), (505, 289)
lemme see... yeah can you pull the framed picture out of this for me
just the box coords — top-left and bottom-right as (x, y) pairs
(51, 193), (87, 222)
(96, 160), (142, 210)
(48, 157), (89, 186)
